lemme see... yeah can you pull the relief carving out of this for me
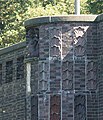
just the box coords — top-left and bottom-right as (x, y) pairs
(62, 29), (73, 58)
(62, 60), (73, 90)
(87, 61), (97, 90)
(39, 61), (48, 91)
(62, 79), (69, 90)
(26, 28), (39, 57)
(87, 80), (96, 90)
(74, 95), (86, 120)
(74, 45), (85, 57)
(74, 27), (86, 38)
(62, 61), (68, 71)
(73, 26), (88, 57)
(62, 79), (73, 90)
(62, 26), (88, 58)
(68, 61), (73, 71)
(50, 27), (62, 58)
(62, 70), (68, 80)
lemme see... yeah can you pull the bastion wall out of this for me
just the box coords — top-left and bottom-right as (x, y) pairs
(0, 14), (103, 120)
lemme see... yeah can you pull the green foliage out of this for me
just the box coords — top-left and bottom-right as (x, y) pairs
(87, 0), (103, 14)
(0, 0), (102, 48)
(0, 0), (33, 47)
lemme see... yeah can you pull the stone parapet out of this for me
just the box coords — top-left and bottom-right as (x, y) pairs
(24, 15), (98, 27)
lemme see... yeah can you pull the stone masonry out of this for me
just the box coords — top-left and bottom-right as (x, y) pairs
(0, 14), (103, 120)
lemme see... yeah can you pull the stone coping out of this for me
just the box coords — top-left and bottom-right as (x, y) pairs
(0, 41), (26, 55)
(25, 15), (99, 27)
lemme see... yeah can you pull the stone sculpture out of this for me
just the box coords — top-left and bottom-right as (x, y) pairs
(26, 28), (39, 57)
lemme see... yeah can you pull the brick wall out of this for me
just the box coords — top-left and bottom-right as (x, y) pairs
(0, 14), (103, 120)
(0, 42), (26, 120)
(25, 20), (99, 120)
(98, 21), (103, 120)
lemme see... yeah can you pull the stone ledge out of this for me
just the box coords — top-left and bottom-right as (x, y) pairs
(0, 41), (26, 55)
(24, 15), (98, 27)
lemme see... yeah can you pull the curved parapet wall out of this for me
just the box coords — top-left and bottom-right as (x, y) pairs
(25, 15), (98, 27)
(24, 15), (103, 120)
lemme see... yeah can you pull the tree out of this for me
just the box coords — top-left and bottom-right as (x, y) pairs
(86, 0), (103, 14)
(0, 0), (33, 47)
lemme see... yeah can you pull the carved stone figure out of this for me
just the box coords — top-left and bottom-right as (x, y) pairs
(26, 28), (39, 57)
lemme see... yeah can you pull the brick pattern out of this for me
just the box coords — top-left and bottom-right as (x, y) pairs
(50, 59), (61, 92)
(38, 94), (49, 120)
(39, 25), (49, 60)
(17, 56), (24, 79)
(87, 92), (98, 120)
(38, 60), (49, 92)
(74, 60), (85, 90)
(30, 59), (39, 120)
(50, 95), (61, 120)
(0, 21), (102, 120)
(0, 64), (2, 85)
(37, 23), (99, 120)
(62, 60), (73, 90)
(31, 96), (38, 120)
(87, 61), (97, 90)
(98, 22), (103, 120)
(0, 49), (26, 120)
(49, 27), (62, 58)
(86, 24), (97, 60)
(62, 92), (73, 120)
(74, 95), (86, 120)
(38, 26), (50, 120)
